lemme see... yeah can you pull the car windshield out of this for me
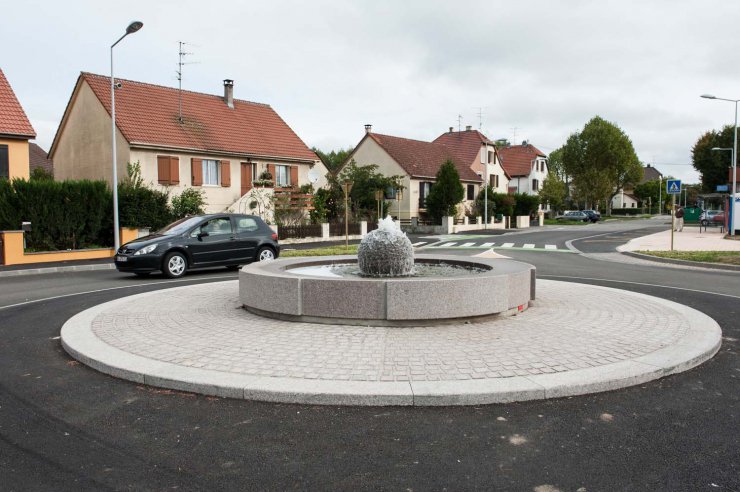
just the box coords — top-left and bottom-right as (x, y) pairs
(157, 216), (206, 236)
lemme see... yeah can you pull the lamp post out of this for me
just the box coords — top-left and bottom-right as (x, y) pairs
(375, 189), (383, 220)
(658, 175), (662, 215)
(395, 188), (404, 223)
(343, 180), (353, 249)
(111, 21), (144, 250)
(701, 94), (738, 236)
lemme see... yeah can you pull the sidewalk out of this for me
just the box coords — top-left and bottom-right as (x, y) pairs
(617, 225), (740, 252)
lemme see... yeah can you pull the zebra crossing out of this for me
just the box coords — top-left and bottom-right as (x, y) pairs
(411, 239), (572, 252)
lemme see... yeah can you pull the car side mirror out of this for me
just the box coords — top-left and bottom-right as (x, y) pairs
(197, 231), (209, 240)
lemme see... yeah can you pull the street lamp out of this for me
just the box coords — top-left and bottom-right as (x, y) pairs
(343, 180), (353, 249)
(701, 94), (737, 236)
(374, 189), (383, 220)
(111, 20), (144, 250)
(395, 188), (404, 222)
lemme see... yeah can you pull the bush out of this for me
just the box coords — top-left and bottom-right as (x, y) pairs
(171, 187), (206, 219)
(513, 193), (540, 216)
(30, 167), (54, 181)
(0, 178), (112, 250)
(473, 186), (496, 218)
(117, 162), (172, 230)
(490, 192), (515, 217)
(425, 160), (464, 220)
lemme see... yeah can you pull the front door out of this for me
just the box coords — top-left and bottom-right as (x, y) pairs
(241, 163), (253, 196)
(187, 217), (236, 265)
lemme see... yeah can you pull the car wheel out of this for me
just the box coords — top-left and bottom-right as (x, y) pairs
(701, 219), (708, 226)
(256, 246), (275, 262)
(163, 251), (187, 278)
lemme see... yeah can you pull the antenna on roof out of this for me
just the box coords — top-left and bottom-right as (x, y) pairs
(457, 114), (463, 132)
(176, 41), (199, 123)
(475, 107), (484, 130)
(510, 126), (520, 143)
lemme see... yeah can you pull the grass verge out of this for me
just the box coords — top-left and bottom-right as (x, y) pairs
(636, 250), (740, 265)
(544, 219), (589, 225)
(281, 244), (359, 257)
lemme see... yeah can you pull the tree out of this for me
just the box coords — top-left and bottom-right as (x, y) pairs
(561, 116), (642, 214)
(547, 147), (567, 181)
(425, 160), (464, 220)
(312, 147), (354, 173)
(538, 173), (567, 212)
(692, 125), (736, 192)
(473, 186), (496, 218)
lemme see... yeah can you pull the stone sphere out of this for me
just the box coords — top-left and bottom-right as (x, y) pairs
(357, 221), (414, 277)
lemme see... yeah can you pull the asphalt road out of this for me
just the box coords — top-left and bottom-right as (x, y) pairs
(0, 218), (738, 491)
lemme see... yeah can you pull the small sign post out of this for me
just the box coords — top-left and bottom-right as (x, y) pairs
(666, 180), (681, 251)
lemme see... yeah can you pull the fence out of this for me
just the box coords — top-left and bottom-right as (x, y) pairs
(0, 234), (3, 265)
(278, 223), (323, 240)
(329, 222), (361, 236)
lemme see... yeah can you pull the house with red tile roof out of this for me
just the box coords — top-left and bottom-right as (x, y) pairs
(29, 142), (53, 176)
(497, 142), (548, 198)
(0, 68), (36, 180)
(433, 126), (510, 194)
(342, 125), (483, 220)
(50, 73), (325, 213)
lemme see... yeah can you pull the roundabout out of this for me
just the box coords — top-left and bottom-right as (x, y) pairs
(61, 275), (721, 406)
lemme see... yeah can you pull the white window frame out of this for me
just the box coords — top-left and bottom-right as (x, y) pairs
(202, 159), (221, 186)
(275, 165), (290, 187)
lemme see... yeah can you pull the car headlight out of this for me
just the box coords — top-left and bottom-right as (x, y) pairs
(133, 244), (158, 256)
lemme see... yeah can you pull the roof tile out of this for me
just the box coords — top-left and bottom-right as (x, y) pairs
(81, 73), (317, 161)
(368, 133), (481, 182)
(498, 144), (545, 177)
(0, 69), (35, 138)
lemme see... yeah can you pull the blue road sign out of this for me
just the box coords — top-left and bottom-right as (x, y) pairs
(666, 179), (681, 194)
(716, 184), (729, 192)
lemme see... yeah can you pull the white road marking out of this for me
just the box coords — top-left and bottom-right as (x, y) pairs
(412, 242), (426, 246)
(501, 243), (514, 248)
(438, 242), (457, 247)
(541, 275), (740, 300)
(460, 242), (476, 247)
(545, 245), (557, 250)
(480, 242), (495, 248)
(0, 275), (237, 311)
(523, 244), (536, 249)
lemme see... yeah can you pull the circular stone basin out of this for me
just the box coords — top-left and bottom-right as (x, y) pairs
(239, 254), (535, 326)
(290, 262), (489, 278)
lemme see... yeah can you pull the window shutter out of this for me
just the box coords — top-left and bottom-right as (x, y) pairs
(157, 156), (170, 185)
(289, 166), (298, 188)
(169, 157), (180, 185)
(221, 160), (231, 187)
(191, 158), (203, 186)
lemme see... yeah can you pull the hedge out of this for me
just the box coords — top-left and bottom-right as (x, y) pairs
(0, 178), (112, 250)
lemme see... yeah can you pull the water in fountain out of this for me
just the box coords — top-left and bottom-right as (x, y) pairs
(357, 216), (414, 276)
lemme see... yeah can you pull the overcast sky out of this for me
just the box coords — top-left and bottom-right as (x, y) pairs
(3, 0), (739, 183)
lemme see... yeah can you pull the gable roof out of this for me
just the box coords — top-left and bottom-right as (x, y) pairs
(432, 129), (494, 165)
(29, 142), (53, 174)
(497, 143), (546, 177)
(0, 68), (35, 138)
(640, 165), (662, 184)
(365, 132), (480, 182)
(52, 72), (317, 161)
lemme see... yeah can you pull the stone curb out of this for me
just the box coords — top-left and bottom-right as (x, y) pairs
(0, 263), (115, 278)
(60, 280), (722, 406)
(620, 251), (740, 272)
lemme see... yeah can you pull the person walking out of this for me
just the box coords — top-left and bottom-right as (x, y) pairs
(675, 205), (684, 232)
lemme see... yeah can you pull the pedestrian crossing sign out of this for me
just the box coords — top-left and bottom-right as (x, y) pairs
(666, 179), (681, 194)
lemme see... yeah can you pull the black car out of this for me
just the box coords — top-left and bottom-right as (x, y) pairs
(114, 214), (280, 278)
(582, 210), (600, 223)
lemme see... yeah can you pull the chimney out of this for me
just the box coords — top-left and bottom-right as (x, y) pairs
(449, 127), (454, 133)
(223, 79), (234, 109)
(465, 125), (472, 131)
(364, 124), (372, 133)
